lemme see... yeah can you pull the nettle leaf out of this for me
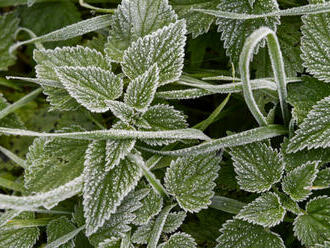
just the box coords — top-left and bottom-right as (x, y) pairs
(124, 64), (159, 112)
(141, 104), (188, 131)
(33, 46), (112, 111)
(158, 232), (197, 248)
(55, 66), (123, 113)
(99, 238), (121, 248)
(215, 0), (280, 64)
(25, 132), (89, 193)
(282, 161), (319, 202)
(277, 191), (301, 215)
(83, 141), (143, 236)
(106, 101), (135, 124)
(229, 141), (284, 193)
(216, 219), (285, 248)
(122, 20), (187, 85)
(89, 189), (148, 246)
(314, 167), (330, 189)
(301, 5), (330, 83)
(294, 196), (330, 246)
(0, 94), (24, 128)
(164, 153), (220, 212)
(163, 211), (186, 233)
(287, 96), (330, 152)
(133, 187), (163, 225)
(287, 76), (330, 124)
(47, 216), (76, 248)
(0, 212), (40, 248)
(236, 192), (286, 227)
(0, 12), (19, 71)
(105, 0), (177, 62)
(171, 0), (221, 38)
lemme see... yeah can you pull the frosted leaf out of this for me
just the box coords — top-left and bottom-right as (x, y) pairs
(287, 76), (330, 124)
(25, 133), (89, 193)
(83, 141), (143, 236)
(282, 161), (319, 202)
(0, 209), (22, 227)
(216, 219), (285, 248)
(33, 46), (111, 111)
(105, 0), (177, 62)
(0, 212), (40, 248)
(158, 232), (197, 248)
(105, 139), (136, 171)
(229, 141), (284, 193)
(89, 189), (148, 246)
(281, 137), (330, 172)
(313, 167), (330, 189)
(0, 93), (24, 128)
(236, 192), (286, 227)
(276, 191), (301, 215)
(215, 0), (280, 64)
(122, 20), (187, 85)
(301, 6), (330, 82)
(0, 12), (19, 71)
(287, 96), (330, 152)
(106, 101), (135, 124)
(171, 0), (221, 38)
(124, 64), (159, 112)
(133, 187), (163, 225)
(141, 104), (188, 131)
(164, 153), (221, 212)
(294, 196), (330, 246)
(46, 216), (76, 248)
(99, 238), (121, 248)
(55, 66), (123, 112)
(156, 88), (212, 100)
(163, 211), (186, 233)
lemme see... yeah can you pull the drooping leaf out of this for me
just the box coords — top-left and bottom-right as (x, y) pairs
(171, 0), (221, 38)
(313, 167), (330, 189)
(0, 12), (19, 71)
(46, 216), (77, 248)
(236, 192), (286, 227)
(287, 76), (330, 124)
(282, 161), (319, 202)
(229, 141), (284, 193)
(287, 96), (330, 152)
(105, 0), (177, 62)
(122, 20), (187, 85)
(215, 0), (280, 64)
(89, 189), (148, 246)
(165, 153), (220, 212)
(124, 64), (159, 112)
(55, 66), (123, 112)
(301, 5), (330, 83)
(294, 196), (330, 246)
(158, 232), (197, 248)
(83, 141), (143, 236)
(216, 219), (285, 248)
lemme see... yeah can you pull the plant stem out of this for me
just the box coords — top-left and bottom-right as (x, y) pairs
(6, 217), (57, 228)
(210, 195), (246, 214)
(79, 0), (115, 13)
(0, 146), (26, 169)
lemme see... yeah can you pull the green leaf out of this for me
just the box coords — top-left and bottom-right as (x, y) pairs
(25, 131), (89, 193)
(165, 153), (220, 212)
(124, 64), (159, 112)
(89, 189), (148, 246)
(99, 238), (121, 248)
(0, 12), (19, 71)
(106, 101), (135, 124)
(158, 232), (197, 248)
(216, 219), (285, 248)
(171, 0), (221, 38)
(0, 212), (40, 248)
(133, 187), (163, 225)
(276, 191), (301, 215)
(282, 161), (319, 202)
(294, 196), (330, 246)
(55, 66), (123, 112)
(229, 141), (284, 193)
(287, 76), (330, 124)
(105, 0), (177, 62)
(83, 141), (143, 236)
(122, 20), (187, 85)
(287, 96), (330, 152)
(236, 192), (286, 227)
(162, 211), (186, 234)
(313, 167), (330, 189)
(46, 216), (76, 248)
(215, 0), (280, 64)
(301, 6), (330, 82)
(141, 104), (188, 131)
